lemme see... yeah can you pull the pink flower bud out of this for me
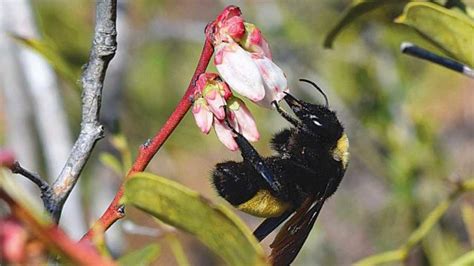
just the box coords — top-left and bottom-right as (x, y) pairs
(195, 73), (219, 93)
(215, 6), (242, 28)
(214, 118), (239, 151)
(227, 97), (260, 141)
(215, 42), (265, 102)
(219, 16), (245, 43)
(203, 84), (226, 120)
(251, 54), (288, 108)
(192, 98), (213, 134)
(239, 22), (272, 58)
(220, 81), (233, 100)
(212, 6), (245, 44)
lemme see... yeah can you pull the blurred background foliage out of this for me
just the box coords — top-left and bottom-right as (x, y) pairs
(1, 0), (473, 265)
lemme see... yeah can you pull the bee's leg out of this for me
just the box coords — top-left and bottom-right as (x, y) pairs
(224, 118), (282, 194)
(254, 210), (293, 241)
(272, 101), (300, 127)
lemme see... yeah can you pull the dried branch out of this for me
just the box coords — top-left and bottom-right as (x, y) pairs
(1, 150), (51, 205)
(10, 162), (49, 196)
(47, 0), (117, 222)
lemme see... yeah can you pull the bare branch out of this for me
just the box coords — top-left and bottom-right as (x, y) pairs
(10, 162), (49, 192)
(10, 161), (52, 208)
(49, 0), (117, 222)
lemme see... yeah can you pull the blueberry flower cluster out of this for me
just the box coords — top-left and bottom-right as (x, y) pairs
(192, 6), (288, 150)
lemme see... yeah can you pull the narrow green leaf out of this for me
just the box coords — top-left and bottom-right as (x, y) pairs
(461, 203), (474, 245)
(117, 244), (160, 266)
(166, 235), (190, 266)
(354, 249), (406, 266)
(123, 172), (267, 266)
(324, 0), (407, 48)
(450, 250), (474, 266)
(110, 133), (132, 172)
(11, 35), (79, 87)
(395, 2), (474, 66)
(99, 153), (123, 176)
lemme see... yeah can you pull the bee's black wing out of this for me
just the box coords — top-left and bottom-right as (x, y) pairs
(253, 210), (293, 241)
(253, 158), (318, 242)
(269, 179), (335, 266)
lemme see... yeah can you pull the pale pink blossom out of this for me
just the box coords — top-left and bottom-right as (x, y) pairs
(251, 54), (288, 108)
(227, 97), (259, 141)
(194, 73), (232, 120)
(192, 72), (261, 151)
(194, 6), (290, 150)
(215, 42), (265, 102)
(212, 97), (259, 151)
(203, 87), (226, 120)
(214, 118), (239, 151)
(211, 11), (288, 109)
(191, 98), (213, 134)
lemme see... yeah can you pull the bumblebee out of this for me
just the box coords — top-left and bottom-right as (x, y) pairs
(211, 79), (349, 265)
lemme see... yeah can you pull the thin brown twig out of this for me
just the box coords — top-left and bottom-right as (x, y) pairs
(10, 162), (52, 209)
(10, 162), (49, 191)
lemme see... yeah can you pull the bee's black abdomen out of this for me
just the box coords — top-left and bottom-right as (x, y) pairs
(212, 161), (260, 206)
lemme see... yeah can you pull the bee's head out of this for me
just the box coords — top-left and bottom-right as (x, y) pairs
(283, 80), (343, 143)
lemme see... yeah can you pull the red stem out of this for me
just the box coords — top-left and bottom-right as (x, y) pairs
(81, 37), (214, 242)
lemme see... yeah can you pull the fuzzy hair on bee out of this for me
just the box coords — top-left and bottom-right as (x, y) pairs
(212, 79), (349, 265)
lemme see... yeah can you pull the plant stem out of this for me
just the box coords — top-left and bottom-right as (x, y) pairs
(81, 36), (214, 242)
(0, 189), (114, 266)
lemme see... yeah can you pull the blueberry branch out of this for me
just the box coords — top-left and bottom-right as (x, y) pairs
(80, 20), (217, 243)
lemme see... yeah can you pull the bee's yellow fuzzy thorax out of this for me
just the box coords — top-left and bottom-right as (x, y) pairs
(332, 134), (349, 169)
(237, 190), (290, 218)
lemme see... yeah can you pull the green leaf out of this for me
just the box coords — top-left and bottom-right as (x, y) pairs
(395, 2), (474, 66)
(461, 202), (474, 245)
(324, 0), (407, 48)
(110, 133), (132, 172)
(99, 153), (123, 176)
(117, 244), (160, 266)
(123, 172), (267, 266)
(166, 234), (190, 266)
(450, 250), (474, 266)
(11, 35), (79, 88)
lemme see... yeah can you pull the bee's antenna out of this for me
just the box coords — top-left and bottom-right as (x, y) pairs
(299, 79), (329, 108)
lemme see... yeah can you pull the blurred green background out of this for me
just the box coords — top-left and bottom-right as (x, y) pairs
(1, 0), (473, 265)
